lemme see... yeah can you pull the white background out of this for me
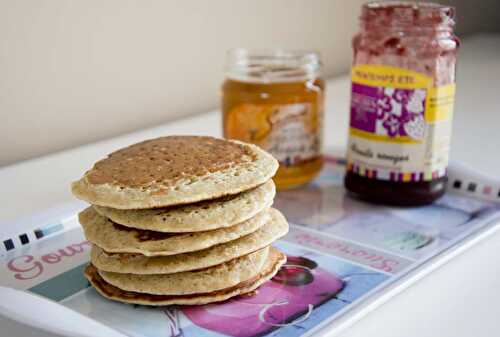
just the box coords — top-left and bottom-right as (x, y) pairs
(1, 0), (499, 167)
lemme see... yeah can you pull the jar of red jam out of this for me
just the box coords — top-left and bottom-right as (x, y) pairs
(345, 2), (459, 206)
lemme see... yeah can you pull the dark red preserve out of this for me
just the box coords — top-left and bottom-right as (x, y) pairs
(345, 2), (460, 206)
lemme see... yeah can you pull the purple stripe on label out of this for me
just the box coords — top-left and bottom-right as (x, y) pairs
(350, 83), (379, 133)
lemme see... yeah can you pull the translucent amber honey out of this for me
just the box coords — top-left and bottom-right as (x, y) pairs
(222, 51), (324, 189)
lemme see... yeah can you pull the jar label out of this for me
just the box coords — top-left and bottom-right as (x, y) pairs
(347, 65), (455, 181)
(225, 102), (322, 166)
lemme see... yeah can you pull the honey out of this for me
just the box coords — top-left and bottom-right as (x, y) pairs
(222, 50), (325, 189)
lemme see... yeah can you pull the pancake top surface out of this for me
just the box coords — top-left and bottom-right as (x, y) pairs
(71, 136), (278, 209)
(87, 136), (255, 187)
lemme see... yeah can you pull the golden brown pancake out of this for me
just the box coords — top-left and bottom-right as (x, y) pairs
(80, 206), (269, 256)
(71, 136), (278, 209)
(92, 180), (275, 232)
(90, 208), (289, 274)
(84, 247), (286, 306)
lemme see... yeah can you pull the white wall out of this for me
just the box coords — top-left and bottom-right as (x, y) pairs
(0, 0), (498, 166)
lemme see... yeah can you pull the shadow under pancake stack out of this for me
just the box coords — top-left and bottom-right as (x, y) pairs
(71, 135), (288, 305)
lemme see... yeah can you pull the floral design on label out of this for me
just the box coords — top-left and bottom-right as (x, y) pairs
(375, 88), (427, 140)
(348, 65), (455, 182)
(351, 85), (427, 142)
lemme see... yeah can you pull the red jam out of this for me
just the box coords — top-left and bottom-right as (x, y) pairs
(345, 2), (459, 206)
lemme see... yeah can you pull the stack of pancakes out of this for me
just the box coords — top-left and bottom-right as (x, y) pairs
(71, 136), (289, 305)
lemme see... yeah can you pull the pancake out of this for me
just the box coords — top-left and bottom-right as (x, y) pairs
(93, 180), (275, 233)
(80, 206), (269, 256)
(98, 247), (269, 295)
(84, 247), (286, 306)
(71, 136), (278, 209)
(90, 208), (289, 274)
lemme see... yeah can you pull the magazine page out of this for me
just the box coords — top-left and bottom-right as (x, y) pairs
(2, 157), (500, 337)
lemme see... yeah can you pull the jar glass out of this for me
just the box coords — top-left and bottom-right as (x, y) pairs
(222, 49), (325, 189)
(345, 1), (459, 205)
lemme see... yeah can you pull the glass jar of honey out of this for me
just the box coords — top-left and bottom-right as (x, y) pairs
(345, 2), (459, 205)
(222, 49), (325, 189)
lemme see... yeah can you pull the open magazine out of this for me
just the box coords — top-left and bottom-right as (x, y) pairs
(2, 156), (500, 337)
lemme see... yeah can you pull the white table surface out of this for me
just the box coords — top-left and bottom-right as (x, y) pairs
(1, 34), (499, 337)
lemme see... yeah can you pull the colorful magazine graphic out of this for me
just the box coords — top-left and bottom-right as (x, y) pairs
(1, 157), (500, 337)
